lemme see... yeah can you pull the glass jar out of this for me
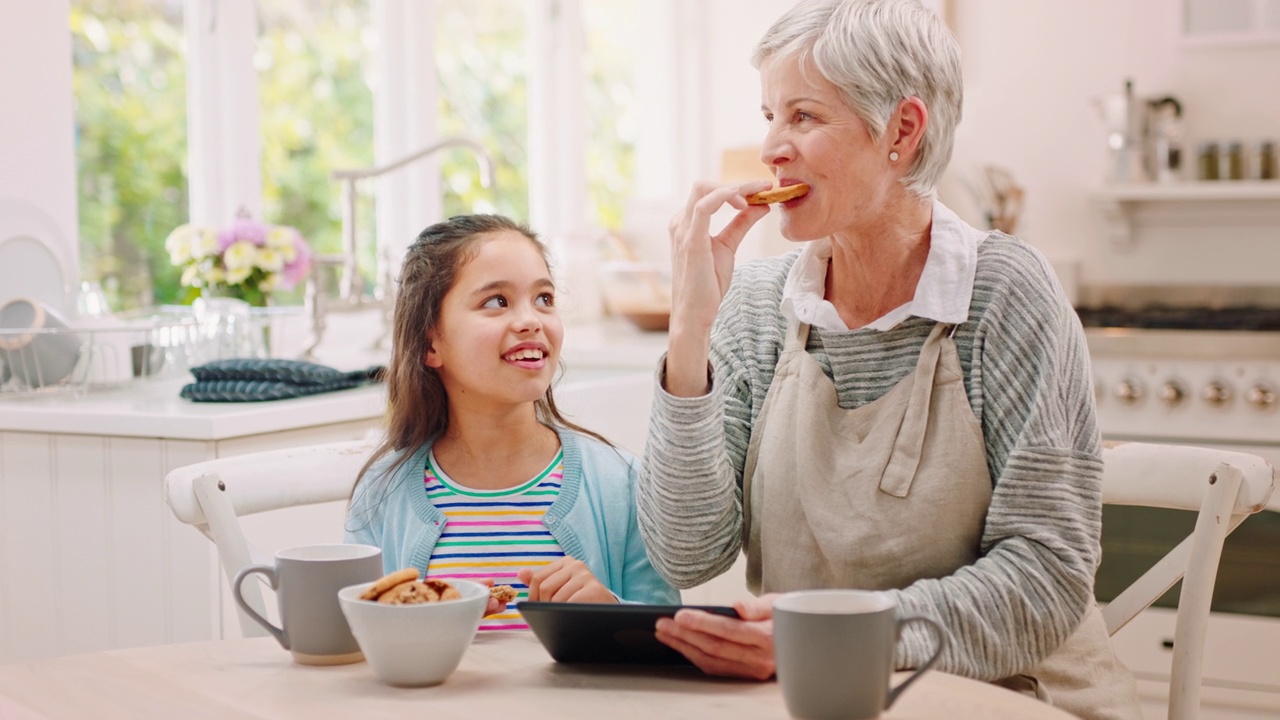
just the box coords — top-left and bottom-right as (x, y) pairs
(1223, 141), (1245, 180)
(1259, 141), (1277, 181)
(1197, 142), (1220, 180)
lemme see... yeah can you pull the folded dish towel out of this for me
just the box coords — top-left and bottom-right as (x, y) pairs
(180, 358), (385, 402)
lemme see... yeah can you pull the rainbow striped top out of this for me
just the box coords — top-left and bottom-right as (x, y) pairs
(423, 449), (566, 631)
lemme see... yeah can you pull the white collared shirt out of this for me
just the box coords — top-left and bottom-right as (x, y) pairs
(779, 201), (986, 332)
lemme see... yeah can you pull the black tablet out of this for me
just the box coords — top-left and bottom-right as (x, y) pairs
(518, 601), (741, 666)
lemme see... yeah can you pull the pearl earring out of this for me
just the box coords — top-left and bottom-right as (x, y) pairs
(889, 151), (900, 162)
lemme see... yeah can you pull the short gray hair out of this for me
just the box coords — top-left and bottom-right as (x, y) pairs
(751, 0), (962, 198)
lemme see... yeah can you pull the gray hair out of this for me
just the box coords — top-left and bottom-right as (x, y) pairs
(751, 0), (962, 198)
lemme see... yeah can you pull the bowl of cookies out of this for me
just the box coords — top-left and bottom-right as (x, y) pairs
(338, 569), (488, 687)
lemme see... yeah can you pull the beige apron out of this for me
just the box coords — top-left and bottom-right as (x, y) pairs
(742, 320), (1141, 720)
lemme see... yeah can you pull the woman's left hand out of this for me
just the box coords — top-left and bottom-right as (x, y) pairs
(654, 594), (779, 680)
(518, 557), (617, 604)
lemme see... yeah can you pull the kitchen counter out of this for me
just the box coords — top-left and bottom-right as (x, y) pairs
(0, 380), (387, 441)
(0, 318), (669, 442)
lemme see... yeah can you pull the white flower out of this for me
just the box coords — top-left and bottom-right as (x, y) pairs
(166, 225), (195, 265)
(180, 264), (200, 287)
(191, 229), (219, 259)
(225, 266), (252, 285)
(223, 240), (258, 271)
(266, 227), (294, 249)
(255, 247), (284, 273)
(205, 266), (226, 284)
(258, 273), (280, 292)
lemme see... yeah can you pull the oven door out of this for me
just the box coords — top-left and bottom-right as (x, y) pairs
(1097, 439), (1280, 719)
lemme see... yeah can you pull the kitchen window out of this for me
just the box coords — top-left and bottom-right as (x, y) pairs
(72, 0), (681, 312)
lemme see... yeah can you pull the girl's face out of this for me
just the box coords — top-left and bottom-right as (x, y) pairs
(426, 231), (563, 415)
(758, 52), (896, 242)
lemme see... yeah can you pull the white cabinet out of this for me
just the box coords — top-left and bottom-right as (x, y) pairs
(0, 382), (386, 663)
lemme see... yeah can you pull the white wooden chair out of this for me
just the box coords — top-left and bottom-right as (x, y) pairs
(1099, 441), (1276, 720)
(164, 438), (379, 637)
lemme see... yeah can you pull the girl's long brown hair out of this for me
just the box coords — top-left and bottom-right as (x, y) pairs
(350, 214), (609, 511)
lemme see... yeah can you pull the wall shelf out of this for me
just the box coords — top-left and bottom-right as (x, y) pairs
(1092, 182), (1280, 249)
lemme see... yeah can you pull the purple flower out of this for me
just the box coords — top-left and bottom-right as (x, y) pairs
(216, 217), (269, 252)
(280, 232), (313, 290)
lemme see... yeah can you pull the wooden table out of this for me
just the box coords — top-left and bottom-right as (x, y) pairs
(0, 633), (1076, 719)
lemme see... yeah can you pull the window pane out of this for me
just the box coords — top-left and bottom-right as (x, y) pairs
(582, 0), (638, 230)
(436, 0), (528, 220)
(72, 0), (187, 310)
(257, 0), (376, 300)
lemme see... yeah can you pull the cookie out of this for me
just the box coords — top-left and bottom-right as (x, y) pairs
(376, 580), (439, 605)
(489, 585), (518, 605)
(423, 579), (462, 602)
(744, 183), (810, 205)
(360, 568), (421, 601)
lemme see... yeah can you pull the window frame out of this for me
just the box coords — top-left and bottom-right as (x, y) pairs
(180, 0), (706, 270)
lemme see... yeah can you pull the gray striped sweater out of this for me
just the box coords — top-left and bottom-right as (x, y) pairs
(636, 233), (1102, 681)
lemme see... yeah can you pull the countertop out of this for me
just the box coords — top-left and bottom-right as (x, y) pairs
(0, 319), (669, 441)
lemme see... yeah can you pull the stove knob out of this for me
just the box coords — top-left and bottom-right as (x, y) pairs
(1246, 384), (1276, 410)
(1202, 381), (1232, 407)
(1114, 378), (1143, 404)
(1157, 381), (1185, 406)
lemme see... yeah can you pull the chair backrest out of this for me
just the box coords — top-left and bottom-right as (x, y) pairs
(164, 438), (379, 637)
(1099, 441), (1276, 720)
(554, 371), (654, 455)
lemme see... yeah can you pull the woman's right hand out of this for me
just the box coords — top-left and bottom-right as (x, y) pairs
(654, 593), (779, 680)
(664, 181), (772, 396)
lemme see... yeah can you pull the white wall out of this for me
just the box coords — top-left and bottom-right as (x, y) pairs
(946, 0), (1280, 287)
(0, 0), (78, 275)
(698, 0), (1280, 286)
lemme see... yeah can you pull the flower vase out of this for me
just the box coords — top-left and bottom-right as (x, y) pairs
(193, 291), (269, 361)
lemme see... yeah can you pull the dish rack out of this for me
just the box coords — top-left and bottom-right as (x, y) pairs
(0, 312), (203, 398)
(0, 300), (307, 398)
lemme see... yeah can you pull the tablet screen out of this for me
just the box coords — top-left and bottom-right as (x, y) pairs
(518, 601), (741, 665)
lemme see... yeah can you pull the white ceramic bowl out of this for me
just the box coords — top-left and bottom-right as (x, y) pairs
(338, 578), (487, 687)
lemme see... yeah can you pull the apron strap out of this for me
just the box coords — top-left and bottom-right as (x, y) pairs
(879, 322), (949, 497)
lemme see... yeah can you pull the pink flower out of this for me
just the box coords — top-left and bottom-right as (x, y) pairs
(280, 232), (313, 290)
(216, 217), (269, 252)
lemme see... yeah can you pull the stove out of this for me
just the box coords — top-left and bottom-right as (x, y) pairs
(1075, 287), (1280, 717)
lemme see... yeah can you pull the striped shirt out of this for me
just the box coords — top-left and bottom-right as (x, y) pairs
(423, 450), (566, 631)
(637, 230), (1105, 681)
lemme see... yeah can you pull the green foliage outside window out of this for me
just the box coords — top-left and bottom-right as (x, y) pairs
(73, 0), (636, 311)
(72, 0), (188, 311)
(256, 1), (376, 302)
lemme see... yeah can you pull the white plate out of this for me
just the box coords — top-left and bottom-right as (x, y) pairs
(0, 197), (71, 314)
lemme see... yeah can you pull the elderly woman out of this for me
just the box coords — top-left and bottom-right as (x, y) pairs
(636, 1), (1141, 718)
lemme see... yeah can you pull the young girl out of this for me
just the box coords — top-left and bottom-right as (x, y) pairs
(345, 214), (677, 630)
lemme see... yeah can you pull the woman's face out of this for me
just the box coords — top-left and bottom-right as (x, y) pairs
(758, 52), (896, 242)
(426, 231), (563, 414)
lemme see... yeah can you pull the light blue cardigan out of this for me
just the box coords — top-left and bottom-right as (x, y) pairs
(344, 426), (679, 605)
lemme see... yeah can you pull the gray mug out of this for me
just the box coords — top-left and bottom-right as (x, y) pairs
(774, 589), (947, 720)
(233, 543), (383, 666)
(0, 297), (82, 389)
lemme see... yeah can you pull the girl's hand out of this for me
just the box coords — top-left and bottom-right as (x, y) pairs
(517, 558), (617, 604)
(475, 578), (508, 617)
(654, 594), (778, 680)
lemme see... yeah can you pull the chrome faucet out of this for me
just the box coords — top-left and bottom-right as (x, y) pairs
(301, 137), (495, 359)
